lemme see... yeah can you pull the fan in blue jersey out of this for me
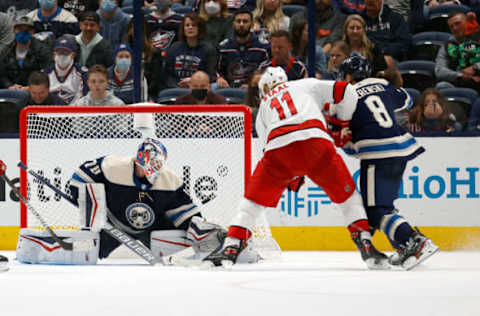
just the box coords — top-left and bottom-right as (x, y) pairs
(329, 54), (439, 270)
(16, 138), (232, 265)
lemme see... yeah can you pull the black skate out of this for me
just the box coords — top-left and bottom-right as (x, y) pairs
(0, 254), (8, 272)
(203, 237), (247, 268)
(398, 228), (439, 271)
(352, 231), (390, 270)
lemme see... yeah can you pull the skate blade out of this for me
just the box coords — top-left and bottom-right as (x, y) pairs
(365, 258), (391, 270)
(403, 241), (439, 271)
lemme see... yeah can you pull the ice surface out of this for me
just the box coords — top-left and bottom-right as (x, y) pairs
(0, 251), (479, 316)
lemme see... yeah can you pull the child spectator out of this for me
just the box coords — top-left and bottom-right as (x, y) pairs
(77, 64), (125, 105)
(108, 42), (148, 104)
(323, 40), (350, 79)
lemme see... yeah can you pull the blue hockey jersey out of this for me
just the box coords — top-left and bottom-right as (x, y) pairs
(70, 155), (200, 234)
(343, 78), (424, 161)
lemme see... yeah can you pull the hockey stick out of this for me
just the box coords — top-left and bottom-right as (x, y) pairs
(0, 161), (75, 251)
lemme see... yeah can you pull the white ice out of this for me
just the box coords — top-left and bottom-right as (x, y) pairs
(0, 250), (479, 316)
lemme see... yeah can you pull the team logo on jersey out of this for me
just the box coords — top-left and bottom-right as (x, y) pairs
(125, 203), (155, 230)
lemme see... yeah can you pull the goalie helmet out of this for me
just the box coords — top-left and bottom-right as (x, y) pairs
(258, 66), (288, 97)
(135, 138), (168, 184)
(338, 52), (372, 82)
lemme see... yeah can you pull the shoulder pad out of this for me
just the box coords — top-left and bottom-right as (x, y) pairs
(151, 166), (183, 191)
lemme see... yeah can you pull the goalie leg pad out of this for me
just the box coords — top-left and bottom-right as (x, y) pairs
(16, 228), (99, 265)
(187, 216), (227, 254)
(76, 182), (108, 232)
(150, 230), (191, 258)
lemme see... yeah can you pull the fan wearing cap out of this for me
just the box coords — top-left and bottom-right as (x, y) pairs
(96, 0), (131, 48)
(75, 11), (114, 68)
(107, 42), (148, 104)
(0, 15), (51, 90)
(26, 0), (80, 38)
(43, 36), (88, 104)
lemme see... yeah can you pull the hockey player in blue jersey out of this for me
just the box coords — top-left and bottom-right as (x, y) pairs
(16, 138), (229, 265)
(326, 54), (439, 270)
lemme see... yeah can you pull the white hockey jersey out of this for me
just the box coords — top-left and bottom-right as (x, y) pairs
(256, 78), (358, 152)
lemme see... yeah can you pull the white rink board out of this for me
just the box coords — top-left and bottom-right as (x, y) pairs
(1, 137), (479, 227)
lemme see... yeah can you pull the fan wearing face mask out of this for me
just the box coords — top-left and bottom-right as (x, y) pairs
(26, 0), (80, 38)
(0, 15), (51, 90)
(175, 70), (227, 104)
(198, 0), (233, 47)
(96, 0), (131, 48)
(107, 42), (148, 104)
(43, 36), (89, 104)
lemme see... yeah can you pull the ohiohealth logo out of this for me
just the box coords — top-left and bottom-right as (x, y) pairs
(279, 166), (479, 217)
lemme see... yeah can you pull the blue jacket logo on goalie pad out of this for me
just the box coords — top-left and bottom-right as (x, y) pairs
(125, 203), (155, 229)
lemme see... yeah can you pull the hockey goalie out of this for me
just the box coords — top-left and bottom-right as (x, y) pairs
(16, 138), (260, 265)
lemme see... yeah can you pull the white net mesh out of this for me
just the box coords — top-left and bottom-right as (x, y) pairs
(20, 106), (280, 257)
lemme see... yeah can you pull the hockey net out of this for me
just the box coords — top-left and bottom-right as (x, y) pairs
(20, 105), (280, 259)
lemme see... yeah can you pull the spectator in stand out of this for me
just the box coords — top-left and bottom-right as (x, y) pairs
(466, 99), (480, 131)
(175, 70), (227, 104)
(435, 11), (480, 93)
(342, 14), (391, 74)
(165, 13), (217, 89)
(322, 40), (350, 79)
(96, 0), (131, 48)
(108, 42), (148, 104)
(361, 0), (411, 61)
(26, 0), (80, 38)
(75, 11), (113, 68)
(198, 0), (233, 46)
(0, 13), (14, 56)
(290, 0), (345, 54)
(290, 17), (327, 77)
(145, 0), (182, 52)
(331, 0), (366, 15)
(217, 9), (270, 89)
(0, 1), (38, 23)
(44, 36), (88, 105)
(252, 0), (290, 42)
(0, 16), (51, 90)
(258, 30), (307, 80)
(19, 71), (66, 106)
(59, 0), (99, 19)
(77, 64), (125, 105)
(408, 88), (459, 133)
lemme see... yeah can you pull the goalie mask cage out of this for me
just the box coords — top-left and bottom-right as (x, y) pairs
(19, 105), (280, 257)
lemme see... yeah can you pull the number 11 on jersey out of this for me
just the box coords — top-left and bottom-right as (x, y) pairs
(270, 91), (298, 120)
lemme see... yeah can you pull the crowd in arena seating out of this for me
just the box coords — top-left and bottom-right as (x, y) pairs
(0, 0), (480, 134)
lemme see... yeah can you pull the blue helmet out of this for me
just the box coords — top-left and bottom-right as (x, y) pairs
(135, 138), (168, 184)
(338, 52), (372, 82)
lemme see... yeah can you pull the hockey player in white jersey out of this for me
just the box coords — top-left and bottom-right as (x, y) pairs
(16, 138), (228, 265)
(204, 66), (389, 269)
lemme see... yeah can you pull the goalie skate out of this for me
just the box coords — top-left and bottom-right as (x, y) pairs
(0, 254), (8, 272)
(351, 231), (390, 270)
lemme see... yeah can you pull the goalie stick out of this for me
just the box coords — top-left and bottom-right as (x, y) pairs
(17, 161), (202, 267)
(0, 161), (80, 251)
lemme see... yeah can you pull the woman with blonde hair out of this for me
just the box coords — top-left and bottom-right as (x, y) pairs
(252, 0), (290, 41)
(342, 14), (391, 74)
(198, 0), (233, 46)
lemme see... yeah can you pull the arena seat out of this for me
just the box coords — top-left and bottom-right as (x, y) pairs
(408, 31), (451, 61)
(439, 87), (479, 127)
(397, 60), (436, 92)
(215, 88), (247, 104)
(282, 5), (306, 17)
(0, 89), (29, 133)
(424, 4), (470, 33)
(157, 88), (191, 104)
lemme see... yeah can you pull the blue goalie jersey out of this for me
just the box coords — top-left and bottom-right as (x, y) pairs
(70, 155), (200, 234)
(343, 78), (425, 161)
